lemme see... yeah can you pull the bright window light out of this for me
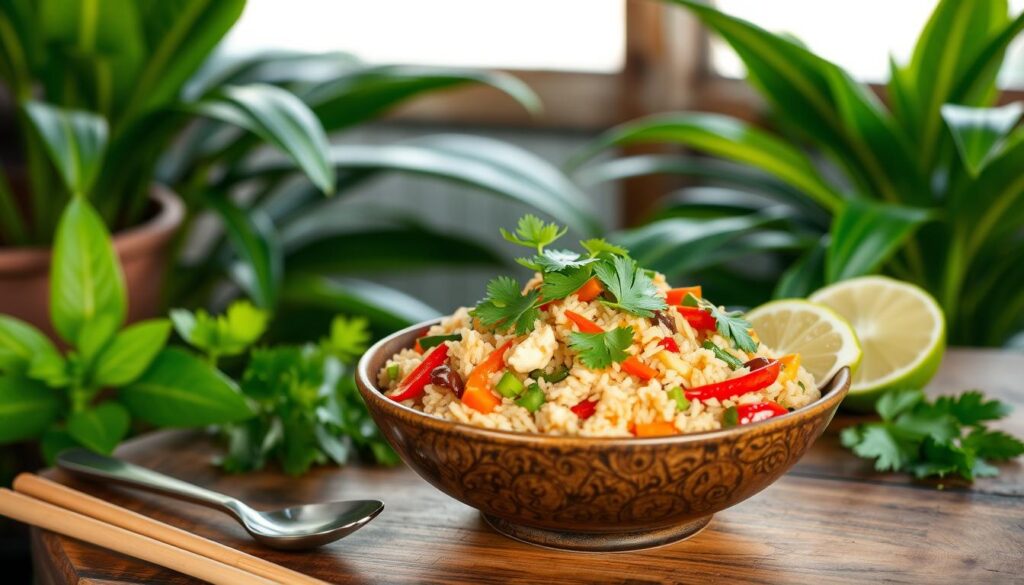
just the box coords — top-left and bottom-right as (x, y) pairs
(711, 0), (1024, 87)
(219, 0), (626, 74)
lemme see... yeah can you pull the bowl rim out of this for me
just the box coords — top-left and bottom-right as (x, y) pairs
(356, 319), (851, 446)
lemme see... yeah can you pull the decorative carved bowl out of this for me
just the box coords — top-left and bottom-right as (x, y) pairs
(356, 320), (850, 552)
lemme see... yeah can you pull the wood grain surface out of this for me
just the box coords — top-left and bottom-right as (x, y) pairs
(31, 349), (1024, 584)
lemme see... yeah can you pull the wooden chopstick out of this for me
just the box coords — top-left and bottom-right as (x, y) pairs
(12, 474), (328, 585)
(0, 487), (275, 584)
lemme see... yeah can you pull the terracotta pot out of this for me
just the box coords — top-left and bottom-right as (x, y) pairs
(357, 320), (851, 552)
(0, 186), (184, 339)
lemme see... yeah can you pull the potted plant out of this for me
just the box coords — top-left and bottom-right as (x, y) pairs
(0, 0), (601, 339)
(575, 0), (1024, 346)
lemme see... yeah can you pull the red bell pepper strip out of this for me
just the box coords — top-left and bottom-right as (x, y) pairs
(621, 356), (659, 381)
(658, 337), (680, 353)
(736, 401), (789, 425)
(389, 344), (450, 402)
(675, 306), (717, 331)
(665, 286), (702, 306)
(564, 310), (604, 334)
(575, 277), (605, 302)
(570, 400), (598, 420)
(462, 340), (514, 414)
(685, 359), (780, 402)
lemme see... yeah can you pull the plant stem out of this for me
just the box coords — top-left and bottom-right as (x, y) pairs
(942, 230), (966, 326)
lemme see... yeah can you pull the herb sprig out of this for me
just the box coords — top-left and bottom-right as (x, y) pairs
(682, 293), (757, 352)
(840, 389), (1023, 481)
(593, 255), (667, 318)
(568, 327), (634, 369)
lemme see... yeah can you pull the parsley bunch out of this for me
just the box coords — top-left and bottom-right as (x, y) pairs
(840, 389), (1023, 481)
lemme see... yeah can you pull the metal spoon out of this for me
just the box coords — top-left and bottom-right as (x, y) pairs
(56, 448), (383, 550)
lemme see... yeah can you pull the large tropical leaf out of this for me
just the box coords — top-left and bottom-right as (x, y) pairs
(190, 84), (336, 194)
(664, 0), (923, 204)
(774, 237), (827, 298)
(232, 135), (601, 236)
(0, 0), (35, 97)
(301, 65), (541, 132)
(186, 50), (361, 98)
(826, 199), (931, 282)
(22, 101), (108, 196)
(122, 0), (245, 121)
(206, 194), (283, 310)
(948, 9), (1024, 106)
(281, 274), (440, 332)
(941, 102), (1023, 176)
(576, 113), (843, 212)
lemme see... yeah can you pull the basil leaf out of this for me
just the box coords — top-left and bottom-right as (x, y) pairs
(0, 376), (60, 443)
(66, 402), (131, 454)
(91, 319), (172, 387)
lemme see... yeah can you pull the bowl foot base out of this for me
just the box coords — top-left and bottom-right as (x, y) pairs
(481, 513), (712, 552)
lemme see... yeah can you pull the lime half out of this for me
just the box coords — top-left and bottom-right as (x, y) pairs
(746, 299), (862, 388)
(809, 276), (945, 411)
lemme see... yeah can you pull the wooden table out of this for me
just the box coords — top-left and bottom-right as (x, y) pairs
(32, 349), (1024, 584)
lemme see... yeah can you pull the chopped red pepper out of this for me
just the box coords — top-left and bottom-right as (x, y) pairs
(675, 306), (717, 331)
(570, 400), (598, 420)
(564, 310), (604, 334)
(389, 344), (450, 402)
(621, 356), (659, 381)
(736, 401), (789, 425)
(658, 337), (680, 353)
(665, 286), (702, 306)
(685, 359), (780, 402)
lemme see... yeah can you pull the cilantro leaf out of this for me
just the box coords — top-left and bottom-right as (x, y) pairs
(471, 276), (541, 334)
(170, 300), (268, 359)
(580, 238), (629, 258)
(682, 293), (757, 352)
(592, 256), (667, 317)
(842, 424), (915, 472)
(934, 390), (1012, 426)
(500, 215), (567, 253)
(877, 389), (925, 422)
(535, 249), (597, 272)
(541, 266), (594, 301)
(568, 326), (633, 369)
(962, 428), (1024, 461)
(322, 315), (371, 362)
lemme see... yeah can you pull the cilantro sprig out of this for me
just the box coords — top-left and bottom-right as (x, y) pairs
(501, 214), (566, 254)
(593, 255), (667, 318)
(682, 293), (757, 352)
(840, 389), (1023, 481)
(470, 276), (541, 335)
(568, 326), (634, 369)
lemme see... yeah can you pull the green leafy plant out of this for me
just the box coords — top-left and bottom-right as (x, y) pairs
(0, 197), (252, 461)
(0, 1), (600, 335)
(841, 389), (1023, 481)
(575, 0), (1024, 346)
(173, 300), (396, 475)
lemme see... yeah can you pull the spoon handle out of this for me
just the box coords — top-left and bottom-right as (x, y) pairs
(57, 449), (236, 511)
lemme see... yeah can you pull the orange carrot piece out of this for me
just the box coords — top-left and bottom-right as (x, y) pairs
(665, 286), (702, 306)
(462, 340), (514, 414)
(632, 421), (680, 437)
(621, 356), (658, 381)
(564, 310), (604, 334)
(575, 277), (604, 302)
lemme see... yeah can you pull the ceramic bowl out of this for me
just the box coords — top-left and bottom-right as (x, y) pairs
(356, 320), (850, 552)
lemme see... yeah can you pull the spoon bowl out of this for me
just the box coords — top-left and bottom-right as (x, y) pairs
(57, 448), (383, 550)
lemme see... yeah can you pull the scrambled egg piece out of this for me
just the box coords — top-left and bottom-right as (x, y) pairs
(508, 323), (557, 373)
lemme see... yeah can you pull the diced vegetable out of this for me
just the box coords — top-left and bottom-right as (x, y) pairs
(516, 383), (546, 413)
(667, 387), (690, 411)
(413, 339), (425, 354)
(564, 310), (604, 334)
(632, 421), (679, 437)
(658, 337), (680, 353)
(621, 356), (658, 381)
(386, 363), (400, 380)
(462, 340), (514, 414)
(389, 345), (450, 402)
(675, 306), (717, 331)
(701, 340), (744, 369)
(778, 354), (801, 383)
(736, 401), (788, 425)
(723, 406), (739, 427)
(429, 364), (465, 398)
(685, 359), (780, 402)
(665, 286), (702, 306)
(575, 277), (604, 302)
(530, 365), (569, 383)
(419, 333), (462, 351)
(495, 371), (525, 398)
(570, 399), (598, 420)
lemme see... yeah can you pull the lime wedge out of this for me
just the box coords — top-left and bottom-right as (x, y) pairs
(745, 299), (862, 388)
(809, 276), (945, 411)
